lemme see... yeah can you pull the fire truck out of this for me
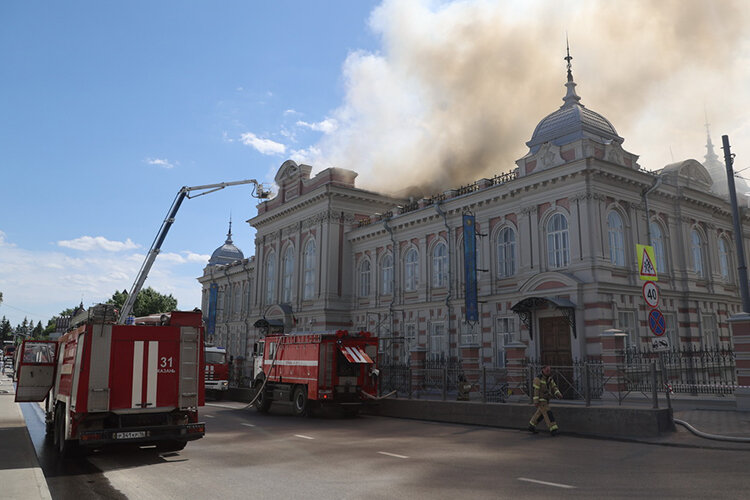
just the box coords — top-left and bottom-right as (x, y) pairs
(204, 346), (229, 395)
(14, 306), (205, 455)
(251, 329), (379, 416)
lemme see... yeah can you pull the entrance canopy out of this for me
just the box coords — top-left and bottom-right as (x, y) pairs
(510, 296), (577, 339)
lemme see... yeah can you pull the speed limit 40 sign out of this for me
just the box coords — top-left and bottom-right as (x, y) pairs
(643, 281), (659, 308)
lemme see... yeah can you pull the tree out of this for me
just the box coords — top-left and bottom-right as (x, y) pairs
(0, 317), (11, 341)
(43, 319), (56, 335)
(32, 321), (43, 338)
(106, 287), (177, 317)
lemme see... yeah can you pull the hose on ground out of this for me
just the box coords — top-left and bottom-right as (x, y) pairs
(674, 418), (750, 443)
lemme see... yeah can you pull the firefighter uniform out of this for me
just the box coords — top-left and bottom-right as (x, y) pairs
(528, 370), (562, 435)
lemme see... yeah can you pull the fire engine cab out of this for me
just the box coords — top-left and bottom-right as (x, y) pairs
(251, 327), (379, 417)
(204, 346), (229, 395)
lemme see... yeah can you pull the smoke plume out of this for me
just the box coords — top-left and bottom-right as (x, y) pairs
(300, 0), (750, 195)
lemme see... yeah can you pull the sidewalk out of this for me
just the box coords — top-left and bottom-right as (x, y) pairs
(0, 374), (52, 500)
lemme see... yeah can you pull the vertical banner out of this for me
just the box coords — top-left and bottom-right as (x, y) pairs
(463, 214), (479, 322)
(207, 283), (218, 339)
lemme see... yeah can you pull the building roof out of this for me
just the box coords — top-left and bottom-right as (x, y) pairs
(207, 220), (244, 267)
(526, 47), (623, 154)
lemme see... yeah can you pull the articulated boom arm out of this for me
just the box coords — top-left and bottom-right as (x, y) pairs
(117, 179), (269, 324)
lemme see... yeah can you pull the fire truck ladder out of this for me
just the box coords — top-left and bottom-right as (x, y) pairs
(117, 179), (270, 324)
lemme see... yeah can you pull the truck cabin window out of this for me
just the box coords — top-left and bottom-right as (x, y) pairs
(205, 352), (226, 364)
(23, 342), (56, 364)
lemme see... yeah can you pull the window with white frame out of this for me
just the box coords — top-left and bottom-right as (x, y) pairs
(691, 229), (704, 277)
(281, 246), (294, 303)
(244, 282), (251, 316)
(404, 248), (419, 292)
(496, 317), (516, 368)
(607, 211), (625, 266)
(650, 222), (667, 275)
(217, 290), (225, 321)
(359, 259), (371, 297)
(719, 237), (731, 281)
(233, 284), (242, 318)
(497, 227), (516, 278)
(303, 239), (316, 300)
(432, 242), (448, 288)
(429, 323), (447, 361)
(404, 323), (416, 347)
(547, 213), (570, 269)
(701, 314), (718, 347)
(618, 310), (637, 348)
(265, 252), (276, 304)
(381, 254), (393, 295)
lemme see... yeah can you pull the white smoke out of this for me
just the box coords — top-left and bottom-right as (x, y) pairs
(297, 0), (750, 195)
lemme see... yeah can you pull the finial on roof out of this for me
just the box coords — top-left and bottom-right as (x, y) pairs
(562, 35), (581, 108)
(226, 215), (234, 244)
(704, 112), (719, 164)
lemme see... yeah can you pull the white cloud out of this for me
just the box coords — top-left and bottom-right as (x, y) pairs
(240, 132), (286, 155)
(145, 158), (177, 169)
(296, 118), (338, 134)
(57, 236), (140, 252)
(284, 109), (299, 116)
(0, 233), (209, 327)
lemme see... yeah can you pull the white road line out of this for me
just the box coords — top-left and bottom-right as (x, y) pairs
(294, 434), (314, 440)
(241, 423), (256, 427)
(204, 414), (215, 418)
(377, 451), (409, 459)
(517, 477), (576, 489)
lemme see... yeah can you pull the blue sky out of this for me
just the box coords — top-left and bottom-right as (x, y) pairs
(2, 1), (749, 327)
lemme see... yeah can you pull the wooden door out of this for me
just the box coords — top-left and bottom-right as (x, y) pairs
(539, 316), (573, 398)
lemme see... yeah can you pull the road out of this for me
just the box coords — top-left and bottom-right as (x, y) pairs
(21, 400), (750, 499)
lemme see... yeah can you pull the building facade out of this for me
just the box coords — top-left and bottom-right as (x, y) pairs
(199, 59), (748, 377)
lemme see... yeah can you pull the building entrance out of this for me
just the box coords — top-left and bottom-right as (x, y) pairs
(539, 316), (574, 398)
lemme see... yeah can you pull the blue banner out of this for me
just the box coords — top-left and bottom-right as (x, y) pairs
(207, 283), (218, 338)
(463, 214), (478, 322)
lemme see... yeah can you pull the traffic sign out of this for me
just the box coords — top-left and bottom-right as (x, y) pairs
(648, 309), (666, 336)
(642, 281), (659, 308)
(652, 337), (670, 352)
(637, 244), (658, 281)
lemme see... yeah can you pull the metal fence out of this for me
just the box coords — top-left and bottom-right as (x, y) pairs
(623, 346), (736, 395)
(378, 346), (737, 405)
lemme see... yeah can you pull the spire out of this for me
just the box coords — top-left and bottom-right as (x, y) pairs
(562, 36), (582, 108)
(225, 216), (233, 244)
(704, 114), (720, 165)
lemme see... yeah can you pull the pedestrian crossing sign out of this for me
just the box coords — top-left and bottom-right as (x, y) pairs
(637, 244), (658, 281)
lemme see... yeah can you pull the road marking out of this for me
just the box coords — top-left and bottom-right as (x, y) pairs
(377, 451), (408, 459)
(294, 434), (314, 440)
(517, 477), (575, 489)
(205, 414), (215, 418)
(241, 423), (256, 427)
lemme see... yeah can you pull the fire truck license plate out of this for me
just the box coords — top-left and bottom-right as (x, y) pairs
(114, 431), (146, 440)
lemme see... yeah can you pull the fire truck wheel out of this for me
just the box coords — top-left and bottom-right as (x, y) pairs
(55, 405), (79, 456)
(254, 385), (271, 413)
(292, 386), (308, 417)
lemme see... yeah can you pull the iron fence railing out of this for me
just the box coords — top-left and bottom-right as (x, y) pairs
(378, 346), (737, 405)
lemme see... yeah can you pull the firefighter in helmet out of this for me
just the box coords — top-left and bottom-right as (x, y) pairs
(527, 365), (563, 436)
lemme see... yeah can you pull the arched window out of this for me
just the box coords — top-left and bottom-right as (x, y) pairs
(650, 222), (666, 274)
(497, 227), (516, 278)
(547, 213), (569, 269)
(404, 248), (419, 292)
(381, 253), (393, 295)
(265, 251), (276, 304)
(303, 239), (316, 300)
(607, 211), (625, 266)
(432, 242), (448, 288)
(281, 246), (294, 303)
(719, 237), (730, 281)
(691, 229), (704, 277)
(359, 259), (371, 297)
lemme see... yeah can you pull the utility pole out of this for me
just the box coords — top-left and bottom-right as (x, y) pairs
(722, 135), (750, 313)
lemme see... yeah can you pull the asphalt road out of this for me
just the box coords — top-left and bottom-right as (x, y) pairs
(22, 400), (750, 499)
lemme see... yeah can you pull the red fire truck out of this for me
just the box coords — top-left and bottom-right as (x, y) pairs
(251, 329), (379, 416)
(14, 306), (205, 455)
(204, 346), (229, 395)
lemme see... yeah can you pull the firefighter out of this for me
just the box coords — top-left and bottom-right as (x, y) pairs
(456, 373), (472, 401)
(527, 365), (563, 436)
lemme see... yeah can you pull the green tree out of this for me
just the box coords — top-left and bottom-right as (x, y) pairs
(0, 317), (11, 341)
(32, 321), (43, 338)
(43, 319), (56, 335)
(106, 287), (177, 317)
